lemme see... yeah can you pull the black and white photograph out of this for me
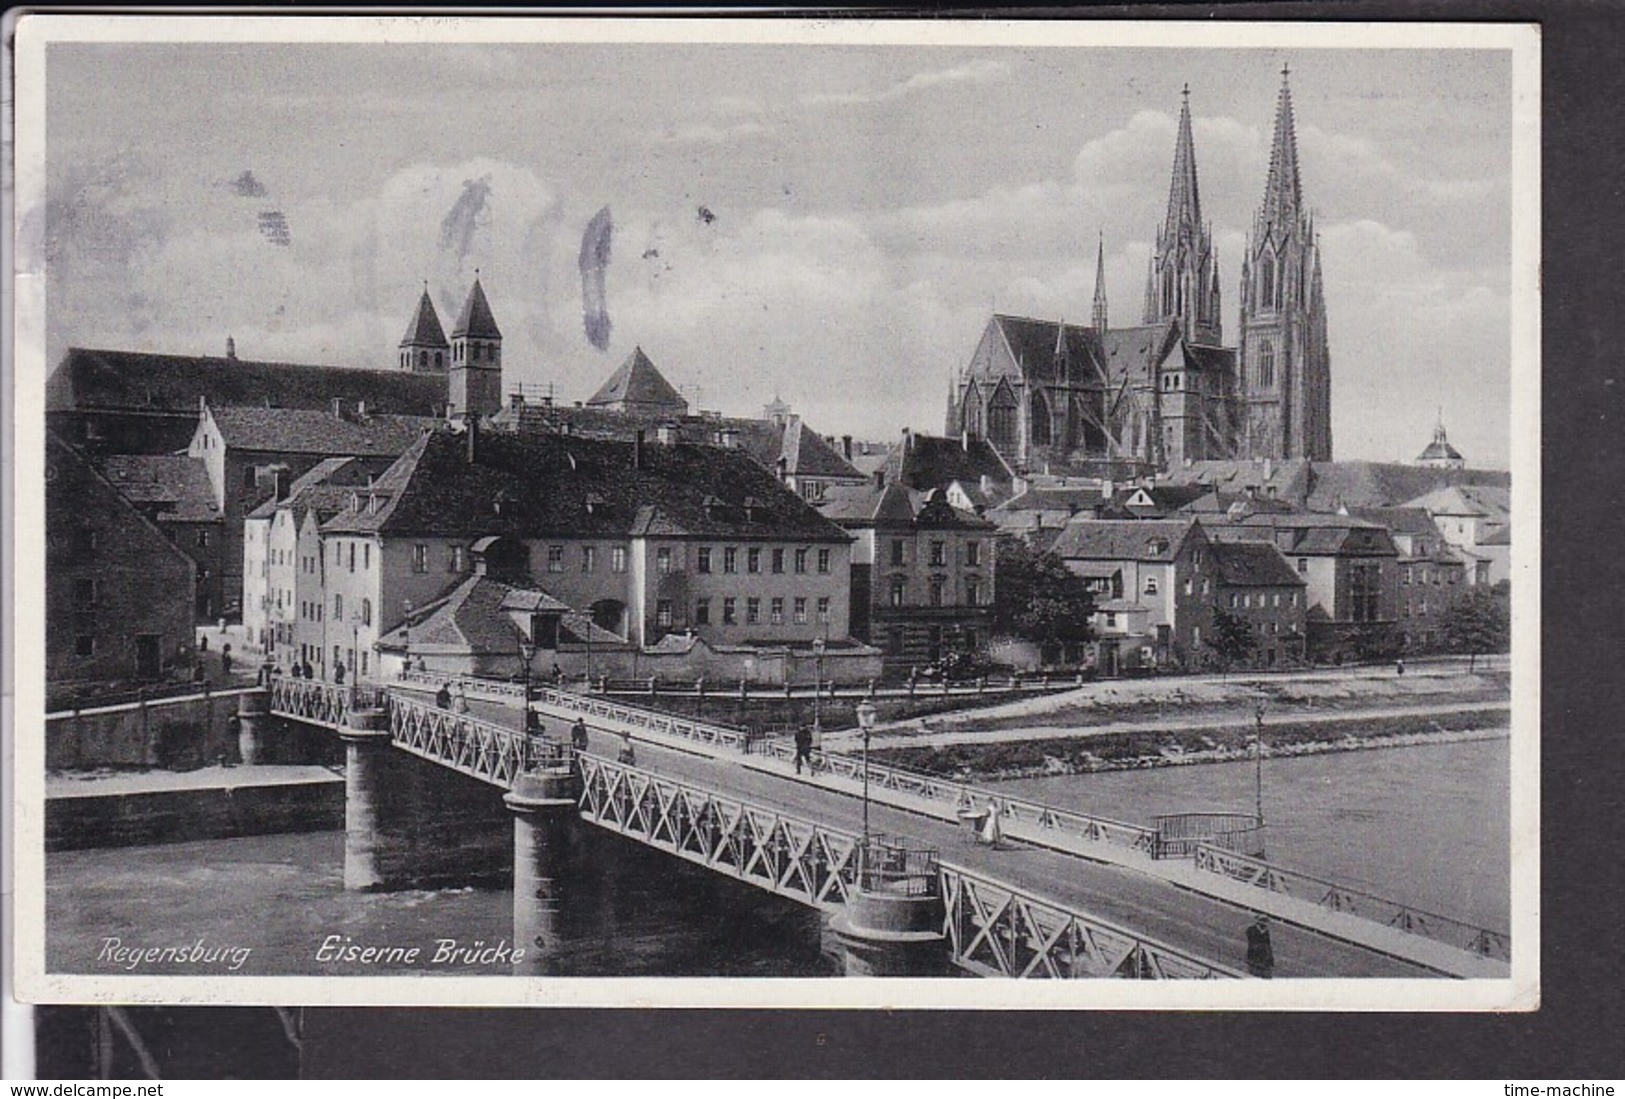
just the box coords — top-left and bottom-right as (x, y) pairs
(9, 16), (1538, 1010)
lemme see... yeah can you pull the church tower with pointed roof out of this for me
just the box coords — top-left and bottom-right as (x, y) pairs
(1091, 233), (1110, 332)
(1144, 87), (1223, 347)
(448, 276), (504, 420)
(399, 286), (450, 374)
(1238, 66), (1333, 461)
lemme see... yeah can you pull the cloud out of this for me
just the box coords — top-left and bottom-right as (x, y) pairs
(649, 120), (773, 146)
(804, 58), (1008, 107)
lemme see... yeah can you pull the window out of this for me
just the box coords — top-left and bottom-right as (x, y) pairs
(1144, 576), (1159, 596)
(722, 598), (737, 625)
(73, 578), (98, 608)
(75, 635), (96, 657)
(724, 547), (738, 574)
(333, 645), (342, 670)
(1105, 613), (1118, 629)
(965, 541), (980, 567)
(582, 546), (597, 573)
(1273, 593), (1281, 607)
(611, 547), (627, 573)
(1230, 593), (1240, 609)
(1258, 342), (1276, 388)
(348, 543), (356, 572)
(891, 541), (906, 566)
(547, 545), (565, 573)
(795, 548), (808, 574)
(770, 597), (784, 624)
(890, 577), (906, 608)
(1184, 578), (1194, 596)
(772, 548), (785, 574)
(929, 541), (946, 567)
(413, 544), (429, 573)
(656, 600), (674, 628)
(657, 547), (673, 575)
(697, 547), (712, 574)
(361, 652), (370, 676)
(929, 577), (945, 607)
(333, 594), (343, 620)
(747, 548), (761, 574)
(448, 545), (465, 572)
(966, 576), (980, 606)
(361, 598), (372, 626)
(794, 597), (808, 624)
(1297, 558), (1308, 574)
(364, 544), (371, 570)
(196, 530), (209, 548)
(746, 597), (761, 625)
(817, 548), (831, 574)
(816, 596), (830, 624)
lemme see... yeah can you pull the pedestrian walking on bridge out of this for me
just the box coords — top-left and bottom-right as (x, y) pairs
(1246, 914), (1275, 978)
(793, 725), (813, 775)
(617, 730), (637, 766)
(571, 718), (589, 753)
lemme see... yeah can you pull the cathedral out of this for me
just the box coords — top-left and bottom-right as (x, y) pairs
(947, 68), (1333, 476)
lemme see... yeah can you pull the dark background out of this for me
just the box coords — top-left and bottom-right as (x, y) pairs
(28, 0), (1625, 1078)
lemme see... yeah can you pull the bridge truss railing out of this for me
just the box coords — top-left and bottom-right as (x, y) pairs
(1191, 843), (1510, 962)
(269, 676), (351, 728)
(939, 864), (1242, 980)
(397, 669), (528, 702)
(575, 753), (1237, 980)
(1153, 812), (1267, 860)
(535, 686), (753, 753)
(389, 692), (568, 789)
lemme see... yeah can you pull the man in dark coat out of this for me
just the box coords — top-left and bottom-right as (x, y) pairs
(435, 683), (452, 710)
(793, 725), (813, 775)
(1246, 914), (1275, 978)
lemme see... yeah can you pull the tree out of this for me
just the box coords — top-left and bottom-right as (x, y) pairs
(992, 537), (1097, 662)
(1208, 609), (1258, 677)
(1439, 584), (1511, 671)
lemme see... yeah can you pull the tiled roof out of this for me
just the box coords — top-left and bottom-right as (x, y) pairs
(881, 431), (1012, 493)
(323, 426), (853, 543)
(400, 290), (450, 348)
(450, 279), (502, 340)
(47, 347), (450, 417)
(95, 454), (220, 523)
(587, 347), (688, 413)
(1403, 483), (1512, 519)
(991, 314), (1106, 384)
(1416, 438), (1463, 462)
(1347, 506), (1443, 539)
(1209, 541), (1305, 588)
(1047, 518), (1202, 562)
(1480, 524), (1511, 546)
(1310, 463), (1509, 512)
(1161, 458), (1316, 505)
(377, 572), (617, 656)
(207, 405), (434, 457)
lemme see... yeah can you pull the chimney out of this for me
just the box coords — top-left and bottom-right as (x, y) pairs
(225, 336), (237, 361)
(465, 413), (480, 464)
(330, 397), (344, 418)
(633, 428), (645, 471)
(872, 469), (885, 490)
(775, 456), (788, 482)
(841, 435), (853, 460)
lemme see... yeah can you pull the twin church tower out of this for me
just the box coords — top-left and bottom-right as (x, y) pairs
(950, 67), (1332, 473)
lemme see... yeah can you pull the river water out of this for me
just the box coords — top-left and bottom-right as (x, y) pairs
(46, 737), (1509, 977)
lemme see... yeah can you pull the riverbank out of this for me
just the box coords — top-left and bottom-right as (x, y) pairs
(872, 707), (1511, 782)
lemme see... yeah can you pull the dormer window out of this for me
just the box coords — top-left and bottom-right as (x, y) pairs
(1146, 537), (1170, 556)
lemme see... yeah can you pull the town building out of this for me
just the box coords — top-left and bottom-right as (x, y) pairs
(818, 477), (997, 671)
(315, 422), (874, 686)
(46, 430), (197, 694)
(1349, 506), (1469, 653)
(1208, 512), (1399, 662)
(1415, 412), (1466, 470)
(1046, 517), (1214, 672)
(1206, 540), (1309, 667)
(1403, 484), (1511, 586)
(95, 453), (224, 621)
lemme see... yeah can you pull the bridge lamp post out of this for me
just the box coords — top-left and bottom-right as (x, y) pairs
(1253, 699), (1266, 828)
(400, 599), (413, 678)
(517, 627), (537, 738)
(855, 699), (877, 872)
(811, 637), (826, 740)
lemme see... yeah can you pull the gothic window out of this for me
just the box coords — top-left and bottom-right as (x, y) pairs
(988, 392), (1018, 451)
(435, 351), (443, 370)
(1259, 253), (1276, 311)
(961, 387), (983, 437)
(1259, 343), (1275, 389)
(1030, 391), (1052, 446)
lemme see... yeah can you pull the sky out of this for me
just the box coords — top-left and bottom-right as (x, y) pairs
(33, 32), (1519, 467)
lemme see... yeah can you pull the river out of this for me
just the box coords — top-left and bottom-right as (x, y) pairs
(1002, 735), (1511, 931)
(46, 737), (1508, 977)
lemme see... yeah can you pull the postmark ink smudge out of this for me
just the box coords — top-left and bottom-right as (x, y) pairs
(579, 205), (614, 350)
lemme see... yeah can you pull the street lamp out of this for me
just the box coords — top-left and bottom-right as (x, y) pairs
(400, 599), (413, 678)
(855, 698), (877, 872)
(1253, 699), (1266, 828)
(811, 636), (827, 740)
(517, 625), (537, 736)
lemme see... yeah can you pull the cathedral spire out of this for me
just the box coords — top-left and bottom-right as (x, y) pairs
(1092, 232), (1109, 331)
(1260, 63), (1304, 228)
(1164, 84), (1203, 241)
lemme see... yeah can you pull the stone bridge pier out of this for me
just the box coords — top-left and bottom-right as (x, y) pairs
(505, 767), (581, 976)
(338, 703), (513, 893)
(830, 884), (950, 977)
